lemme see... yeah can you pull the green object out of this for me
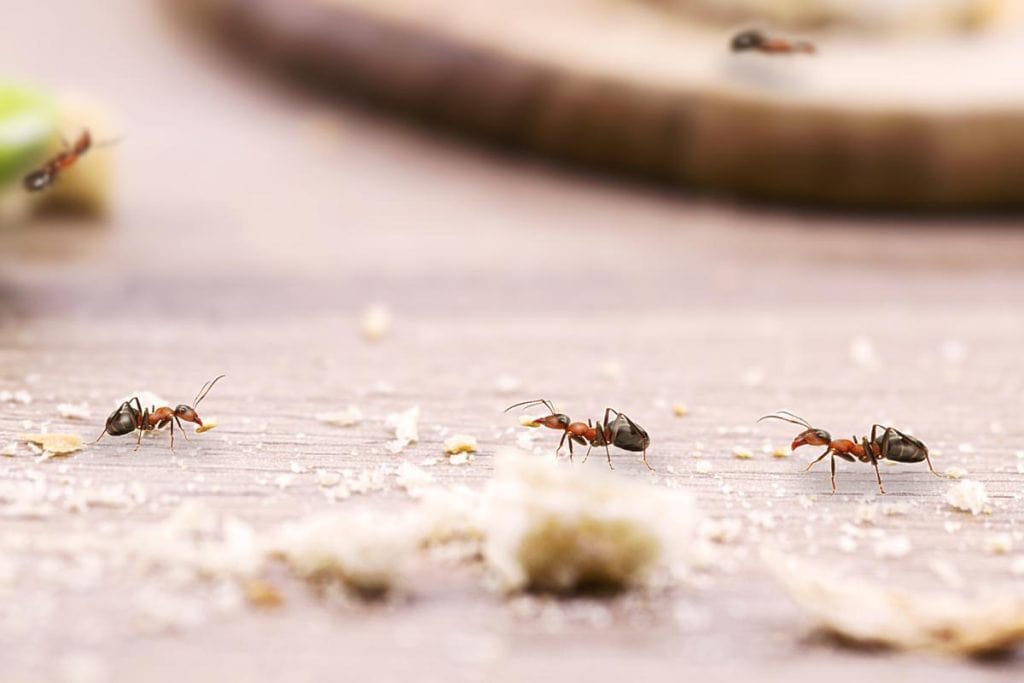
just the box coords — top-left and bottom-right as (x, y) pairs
(0, 84), (57, 189)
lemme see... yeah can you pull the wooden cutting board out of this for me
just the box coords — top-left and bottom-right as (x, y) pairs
(177, 0), (1024, 210)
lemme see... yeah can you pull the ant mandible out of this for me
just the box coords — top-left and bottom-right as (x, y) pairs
(505, 398), (652, 471)
(96, 375), (226, 450)
(731, 29), (816, 55)
(23, 129), (112, 192)
(757, 411), (941, 494)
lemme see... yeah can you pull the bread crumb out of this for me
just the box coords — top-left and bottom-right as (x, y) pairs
(986, 533), (1013, 555)
(314, 469), (342, 488)
(195, 418), (218, 433)
(360, 304), (393, 341)
(274, 510), (415, 596)
(395, 462), (434, 498)
(1, 442), (17, 457)
(443, 434), (478, 455)
(765, 548), (1024, 655)
(448, 452), (472, 466)
(945, 480), (990, 515)
(17, 433), (83, 456)
(273, 474), (293, 489)
(386, 406), (419, 453)
(672, 403), (688, 417)
(732, 446), (754, 460)
(289, 461), (307, 474)
(695, 460), (713, 474)
(244, 580), (283, 608)
(772, 446), (791, 458)
(943, 466), (967, 479)
(481, 450), (697, 593)
(519, 416), (541, 428)
(315, 406), (362, 427)
(57, 402), (91, 420)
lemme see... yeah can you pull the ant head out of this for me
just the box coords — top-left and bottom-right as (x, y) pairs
(174, 404), (202, 426)
(731, 29), (765, 52)
(791, 428), (831, 450)
(23, 169), (52, 192)
(529, 413), (570, 430)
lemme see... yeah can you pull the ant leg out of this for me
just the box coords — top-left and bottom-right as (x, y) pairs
(169, 418), (175, 450)
(568, 437), (574, 463)
(830, 453), (837, 494)
(804, 449), (830, 471)
(925, 451), (941, 477)
(641, 446), (653, 471)
(863, 437), (885, 494)
(555, 431), (567, 457)
(582, 445), (592, 464)
(94, 428), (107, 443)
(175, 417), (191, 442)
(134, 428), (143, 452)
(605, 443), (614, 470)
(601, 408), (615, 470)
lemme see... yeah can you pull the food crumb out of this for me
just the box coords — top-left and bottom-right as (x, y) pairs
(695, 460), (713, 474)
(772, 446), (791, 458)
(314, 469), (342, 488)
(945, 480), (990, 515)
(273, 474), (293, 490)
(289, 461), (306, 474)
(986, 533), (1013, 555)
(1, 442), (17, 457)
(17, 433), (83, 457)
(244, 580), (283, 608)
(443, 434), (478, 455)
(448, 452), (472, 466)
(315, 406), (362, 427)
(360, 304), (393, 341)
(672, 403), (688, 417)
(385, 406), (420, 453)
(57, 402), (91, 420)
(732, 446), (754, 460)
(195, 418), (218, 433)
(943, 466), (967, 479)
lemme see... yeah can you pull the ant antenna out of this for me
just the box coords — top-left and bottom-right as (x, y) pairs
(193, 374), (226, 407)
(504, 398), (557, 415)
(757, 411), (813, 428)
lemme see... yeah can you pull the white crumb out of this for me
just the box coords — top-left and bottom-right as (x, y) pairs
(1, 442), (17, 457)
(315, 406), (362, 427)
(57, 402), (92, 420)
(386, 406), (420, 453)
(945, 480), (990, 515)
(289, 462), (306, 474)
(873, 535), (912, 559)
(855, 504), (877, 525)
(273, 474), (293, 490)
(314, 469), (342, 488)
(481, 450), (698, 593)
(443, 434), (478, 455)
(986, 533), (1013, 555)
(837, 536), (858, 553)
(732, 446), (754, 460)
(273, 509), (415, 595)
(944, 521), (963, 534)
(797, 495), (814, 509)
(395, 462), (435, 498)
(494, 375), (523, 395)
(360, 304), (393, 342)
(695, 460), (713, 474)
(944, 466), (968, 479)
(448, 452), (472, 466)
(514, 431), (536, 450)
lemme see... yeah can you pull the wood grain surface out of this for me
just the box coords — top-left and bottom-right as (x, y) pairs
(2, 2), (1024, 682)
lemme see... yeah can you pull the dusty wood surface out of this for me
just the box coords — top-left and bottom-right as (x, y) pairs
(2, 2), (1024, 681)
(174, 0), (1024, 209)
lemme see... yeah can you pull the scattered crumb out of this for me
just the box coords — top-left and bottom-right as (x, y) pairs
(385, 406), (419, 453)
(944, 521), (963, 534)
(289, 461), (307, 474)
(945, 480), (990, 515)
(314, 469), (342, 488)
(772, 446), (791, 458)
(360, 304), (393, 342)
(244, 580), (283, 608)
(695, 460), (713, 474)
(395, 462), (435, 498)
(494, 375), (523, 395)
(872, 535), (912, 559)
(448, 452), (472, 466)
(1, 442), (17, 457)
(519, 416), (540, 428)
(797, 495), (814, 509)
(273, 474), (293, 490)
(837, 536), (857, 553)
(315, 406), (362, 427)
(17, 433), (83, 457)
(195, 418), (218, 433)
(765, 548), (1024, 655)
(443, 435), (478, 455)
(943, 466), (967, 479)
(57, 402), (91, 420)
(986, 533), (1013, 555)
(273, 510), (415, 596)
(732, 446), (754, 460)
(481, 450), (697, 593)
(672, 403), (688, 417)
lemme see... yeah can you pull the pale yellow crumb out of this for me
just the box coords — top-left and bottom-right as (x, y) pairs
(519, 416), (540, 428)
(772, 446), (791, 458)
(443, 434), (478, 455)
(17, 433), (83, 456)
(672, 403), (688, 417)
(244, 580), (284, 608)
(195, 418), (218, 433)
(944, 466), (968, 479)
(360, 304), (393, 342)
(732, 446), (754, 460)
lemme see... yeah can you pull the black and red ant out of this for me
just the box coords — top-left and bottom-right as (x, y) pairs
(23, 129), (115, 192)
(96, 375), (225, 450)
(757, 411), (940, 493)
(505, 399), (652, 470)
(731, 29), (816, 55)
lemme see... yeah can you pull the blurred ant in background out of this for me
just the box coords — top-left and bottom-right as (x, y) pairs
(758, 411), (940, 493)
(731, 29), (816, 55)
(97, 375), (225, 450)
(23, 129), (118, 191)
(506, 398), (652, 470)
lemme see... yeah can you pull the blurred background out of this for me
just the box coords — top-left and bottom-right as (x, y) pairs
(3, 1), (1024, 681)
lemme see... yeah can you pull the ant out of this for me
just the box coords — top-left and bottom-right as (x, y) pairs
(96, 375), (225, 450)
(731, 29), (816, 55)
(757, 411), (940, 494)
(22, 129), (115, 192)
(505, 399), (652, 470)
